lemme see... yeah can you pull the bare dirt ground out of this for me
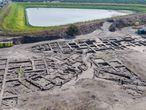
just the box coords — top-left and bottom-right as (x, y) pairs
(1, 22), (146, 110)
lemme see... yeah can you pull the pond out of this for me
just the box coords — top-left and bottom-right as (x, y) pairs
(26, 8), (132, 27)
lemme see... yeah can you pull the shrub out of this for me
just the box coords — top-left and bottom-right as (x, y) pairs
(66, 24), (79, 37)
(0, 43), (3, 48)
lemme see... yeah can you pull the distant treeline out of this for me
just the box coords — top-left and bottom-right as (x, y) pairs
(61, 0), (146, 4)
(11, 0), (146, 4)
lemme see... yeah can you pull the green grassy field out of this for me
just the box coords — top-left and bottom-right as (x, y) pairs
(0, 2), (146, 34)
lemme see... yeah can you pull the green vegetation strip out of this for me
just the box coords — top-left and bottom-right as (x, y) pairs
(0, 42), (14, 48)
(0, 2), (146, 34)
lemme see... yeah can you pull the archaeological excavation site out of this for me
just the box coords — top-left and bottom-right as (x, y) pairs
(2, 0), (146, 109)
(0, 21), (146, 110)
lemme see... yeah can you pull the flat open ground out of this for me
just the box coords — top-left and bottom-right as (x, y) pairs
(0, 22), (146, 110)
(0, 2), (146, 34)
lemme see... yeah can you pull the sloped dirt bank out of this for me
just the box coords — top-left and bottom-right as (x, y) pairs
(1, 13), (146, 44)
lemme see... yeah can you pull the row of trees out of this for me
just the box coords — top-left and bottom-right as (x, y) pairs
(62, 0), (146, 4)
(0, 42), (14, 48)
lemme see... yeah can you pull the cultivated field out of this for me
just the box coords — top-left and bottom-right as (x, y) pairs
(0, 2), (146, 34)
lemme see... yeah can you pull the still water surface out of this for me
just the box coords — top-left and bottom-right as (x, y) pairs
(26, 8), (132, 27)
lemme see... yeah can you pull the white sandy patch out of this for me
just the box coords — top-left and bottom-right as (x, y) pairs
(127, 46), (146, 53)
